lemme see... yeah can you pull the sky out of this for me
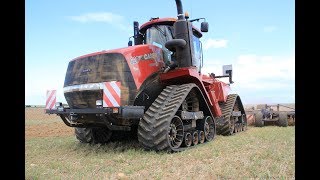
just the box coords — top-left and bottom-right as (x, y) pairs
(26, 0), (295, 105)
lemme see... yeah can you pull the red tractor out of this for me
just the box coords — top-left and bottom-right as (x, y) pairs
(46, 0), (247, 152)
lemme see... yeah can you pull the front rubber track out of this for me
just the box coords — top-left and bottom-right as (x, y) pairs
(138, 83), (203, 152)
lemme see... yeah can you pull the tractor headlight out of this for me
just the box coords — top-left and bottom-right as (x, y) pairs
(55, 102), (62, 107)
(55, 102), (64, 111)
(112, 107), (119, 114)
(96, 100), (103, 106)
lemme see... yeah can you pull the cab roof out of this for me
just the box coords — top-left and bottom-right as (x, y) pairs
(139, 17), (203, 38)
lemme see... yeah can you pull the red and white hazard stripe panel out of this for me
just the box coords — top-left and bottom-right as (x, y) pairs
(101, 81), (121, 107)
(246, 114), (255, 125)
(46, 90), (56, 109)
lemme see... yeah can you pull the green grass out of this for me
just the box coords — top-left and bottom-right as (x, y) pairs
(25, 126), (295, 179)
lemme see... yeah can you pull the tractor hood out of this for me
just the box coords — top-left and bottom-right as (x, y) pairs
(63, 45), (164, 108)
(67, 44), (164, 89)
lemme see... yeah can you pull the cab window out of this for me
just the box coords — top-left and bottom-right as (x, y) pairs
(145, 25), (174, 65)
(193, 35), (202, 72)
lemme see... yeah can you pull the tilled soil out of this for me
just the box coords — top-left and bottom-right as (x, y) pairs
(25, 122), (74, 139)
(25, 108), (74, 139)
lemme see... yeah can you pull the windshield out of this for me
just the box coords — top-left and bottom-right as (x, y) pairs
(145, 25), (173, 65)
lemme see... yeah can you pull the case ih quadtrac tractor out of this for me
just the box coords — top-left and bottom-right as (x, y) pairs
(46, 0), (247, 152)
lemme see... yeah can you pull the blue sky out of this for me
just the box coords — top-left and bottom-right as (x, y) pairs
(26, 0), (294, 105)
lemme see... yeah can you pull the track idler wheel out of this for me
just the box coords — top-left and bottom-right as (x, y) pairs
(168, 116), (184, 149)
(198, 131), (205, 144)
(183, 132), (192, 147)
(192, 131), (199, 145)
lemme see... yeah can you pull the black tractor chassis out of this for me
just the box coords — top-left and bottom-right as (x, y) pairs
(45, 106), (145, 131)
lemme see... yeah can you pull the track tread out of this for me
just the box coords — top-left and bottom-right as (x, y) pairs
(217, 94), (246, 135)
(138, 83), (197, 152)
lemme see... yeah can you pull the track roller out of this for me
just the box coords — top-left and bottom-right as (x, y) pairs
(192, 131), (199, 145)
(239, 123), (243, 132)
(198, 130), (205, 144)
(183, 132), (192, 147)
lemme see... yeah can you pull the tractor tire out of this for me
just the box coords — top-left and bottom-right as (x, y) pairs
(75, 127), (112, 144)
(254, 112), (264, 127)
(277, 112), (288, 127)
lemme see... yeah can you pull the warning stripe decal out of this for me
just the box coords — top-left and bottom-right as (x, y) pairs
(101, 81), (121, 107)
(46, 90), (56, 109)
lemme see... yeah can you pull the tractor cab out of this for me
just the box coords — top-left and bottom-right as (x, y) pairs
(129, 17), (205, 72)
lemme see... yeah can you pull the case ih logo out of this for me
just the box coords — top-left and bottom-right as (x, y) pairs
(130, 52), (157, 65)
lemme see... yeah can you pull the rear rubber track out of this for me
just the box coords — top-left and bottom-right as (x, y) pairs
(216, 94), (247, 135)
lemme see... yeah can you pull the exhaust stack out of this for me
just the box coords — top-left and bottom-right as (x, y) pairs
(165, 0), (196, 70)
(175, 0), (185, 20)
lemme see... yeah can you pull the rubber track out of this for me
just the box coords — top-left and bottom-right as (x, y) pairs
(138, 83), (198, 152)
(216, 94), (241, 135)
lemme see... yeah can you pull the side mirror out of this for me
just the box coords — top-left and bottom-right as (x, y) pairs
(128, 40), (133, 46)
(201, 22), (209, 32)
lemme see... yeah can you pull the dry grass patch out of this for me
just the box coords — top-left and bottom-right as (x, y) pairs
(25, 126), (294, 179)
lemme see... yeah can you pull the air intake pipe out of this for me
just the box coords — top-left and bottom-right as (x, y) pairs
(165, 0), (196, 70)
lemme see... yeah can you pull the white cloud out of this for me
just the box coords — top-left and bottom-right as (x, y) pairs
(233, 54), (295, 88)
(69, 12), (123, 23)
(69, 12), (131, 32)
(201, 53), (295, 103)
(263, 26), (277, 33)
(202, 38), (228, 50)
(202, 54), (295, 88)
